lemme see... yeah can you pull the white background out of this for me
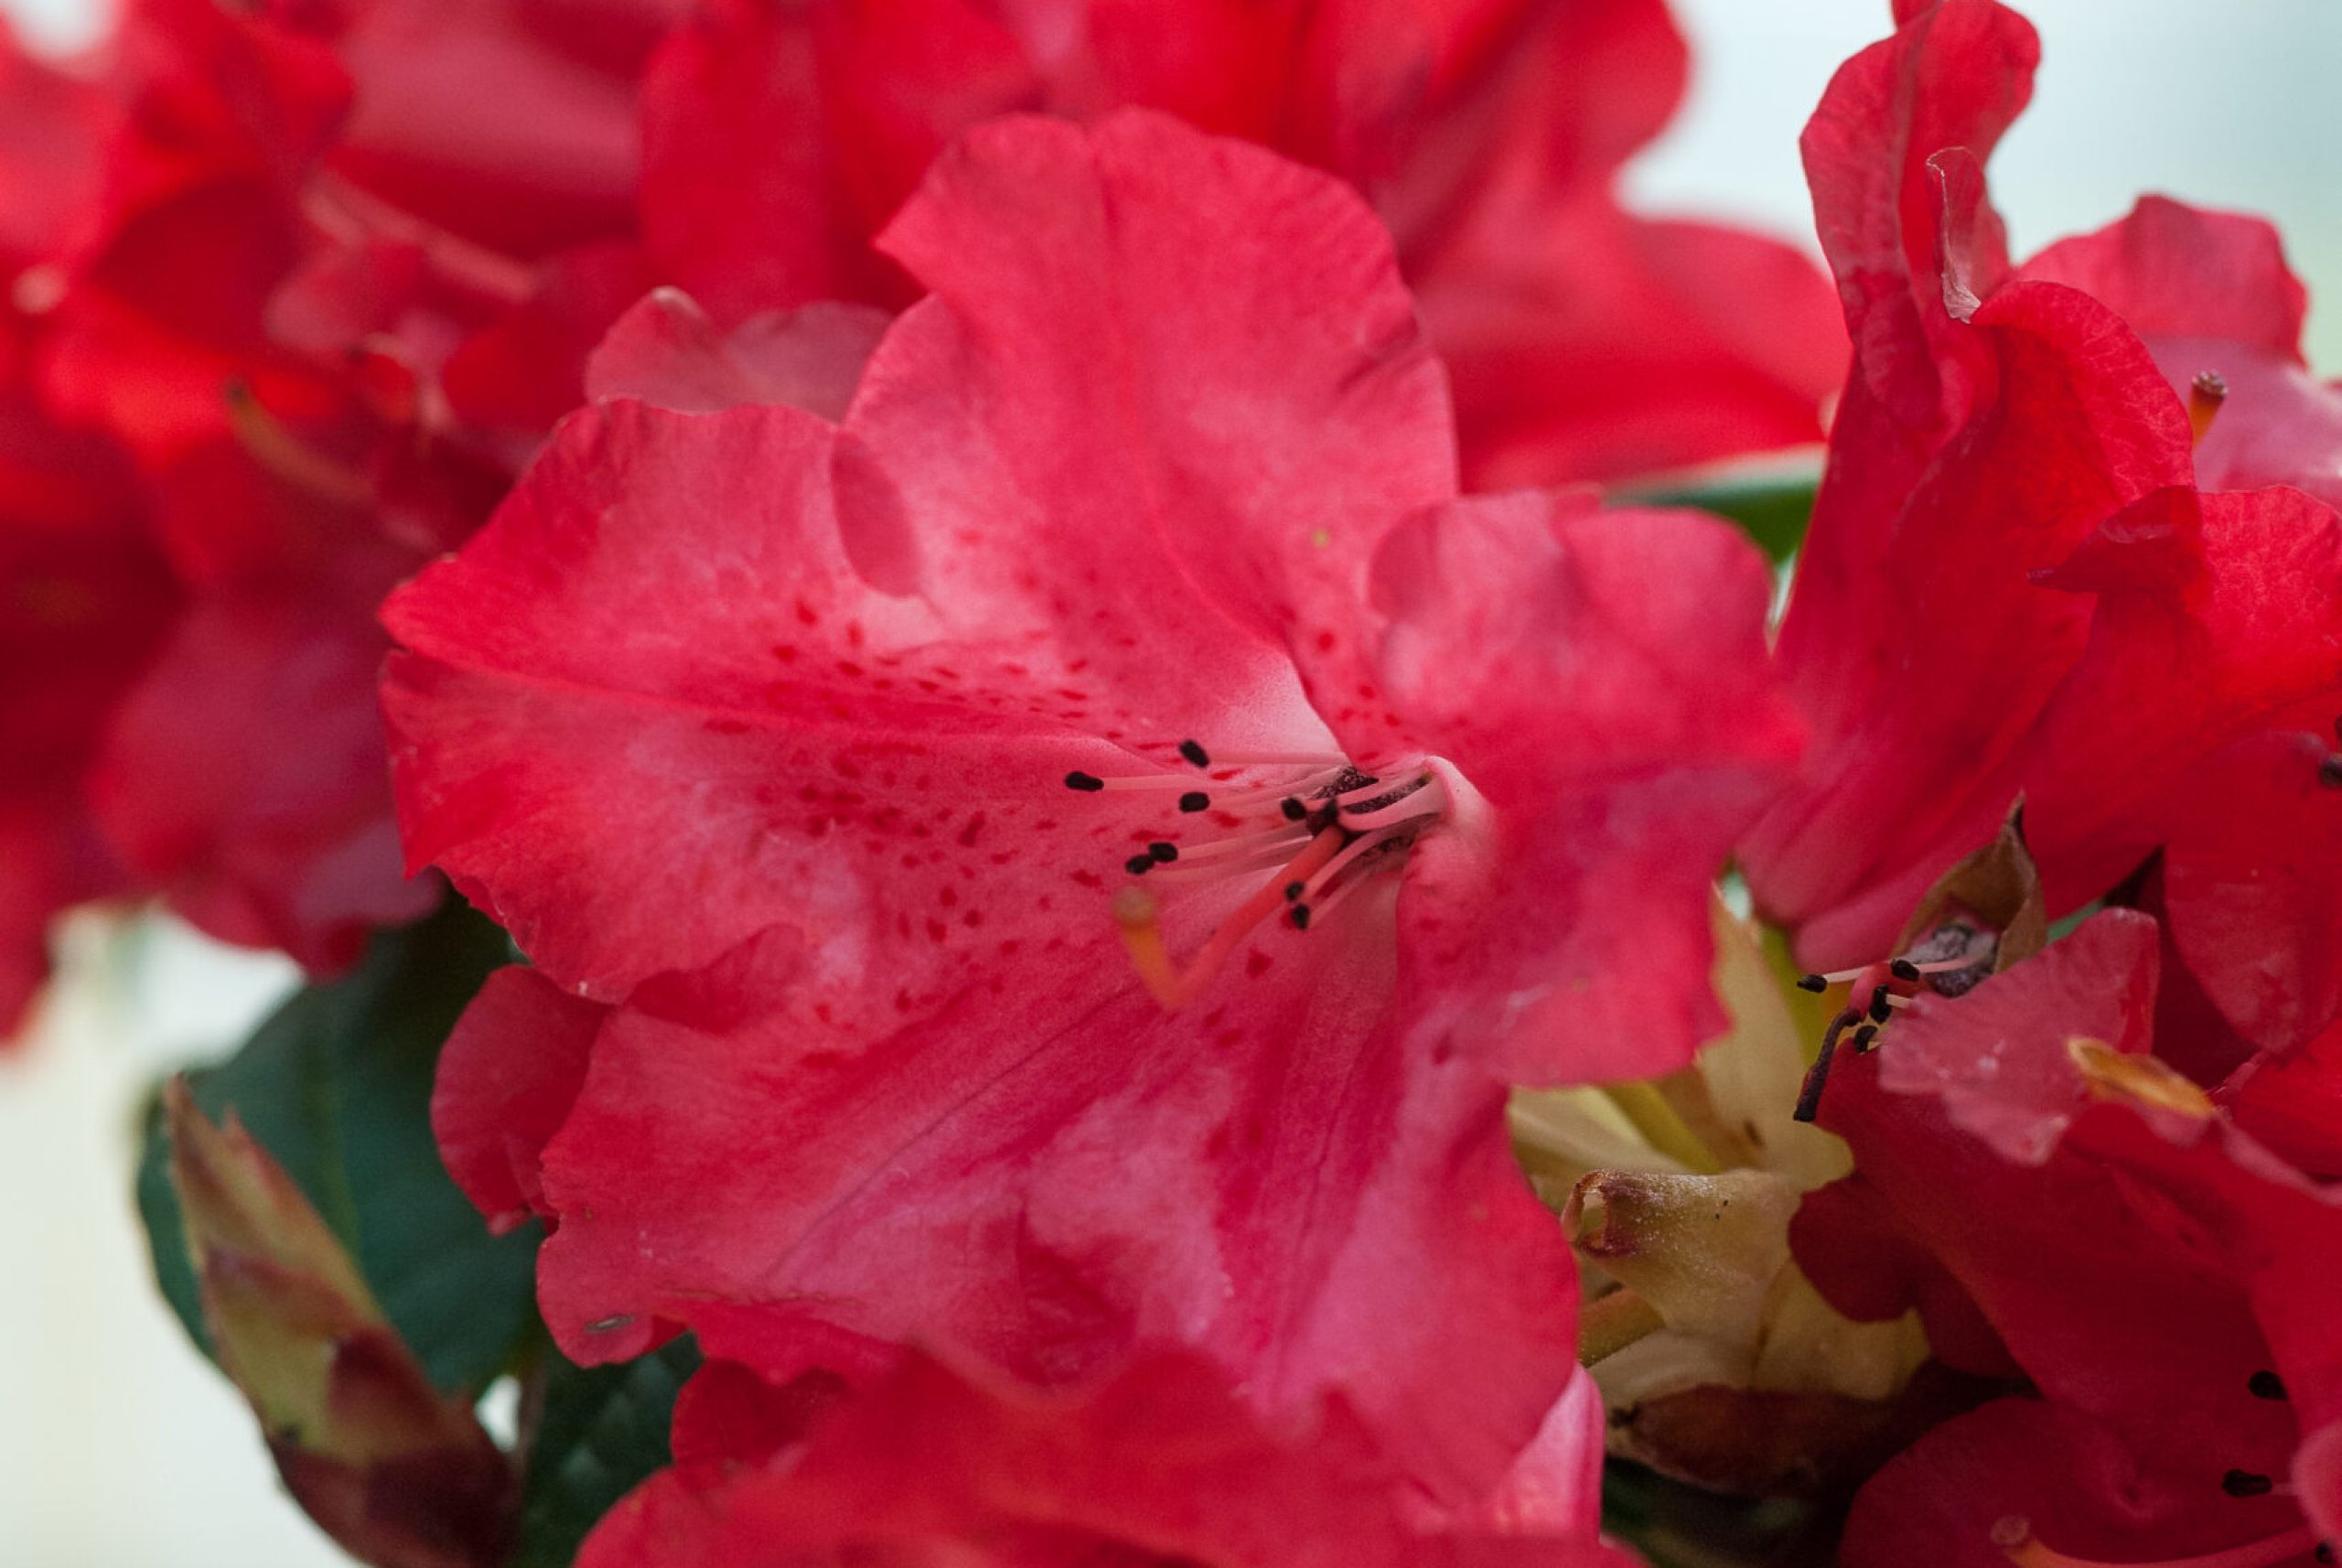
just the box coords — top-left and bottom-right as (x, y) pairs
(0, 2), (2335, 1565)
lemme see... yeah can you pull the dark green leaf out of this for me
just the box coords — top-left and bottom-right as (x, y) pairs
(511, 1337), (700, 1568)
(1602, 1461), (1828, 1568)
(1628, 470), (1821, 564)
(136, 900), (539, 1394)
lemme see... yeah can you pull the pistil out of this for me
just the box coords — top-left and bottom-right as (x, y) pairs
(1114, 825), (1347, 1008)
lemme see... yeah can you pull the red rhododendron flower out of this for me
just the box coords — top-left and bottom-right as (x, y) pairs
(2015, 199), (2342, 1058)
(2022, 197), (2341, 516)
(639, 0), (1844, 488)
(386, 113), (1802, 1498)
(579, 1347), (1636, 1568)
(1738, 0), (2342, 1052)
(1789, 910), (2342, 1568)
(5, 0), (679, 979)
(0, 27), (177, 1032)
(0, 0), (1837, 1009)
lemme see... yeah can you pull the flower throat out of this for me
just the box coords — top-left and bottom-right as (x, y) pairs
(1061, 738), (1446, 1009)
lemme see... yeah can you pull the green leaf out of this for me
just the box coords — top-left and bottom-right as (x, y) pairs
(1602, 1461), (1825, 1568)
(1629, 470), (1821, 564)
(2046, 898), (2107, 944)
(136, 900), (540, 1394)
(511, 1337), (701, 1568)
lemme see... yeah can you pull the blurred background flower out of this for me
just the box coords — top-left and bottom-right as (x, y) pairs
(0, 1), (2333, 1563)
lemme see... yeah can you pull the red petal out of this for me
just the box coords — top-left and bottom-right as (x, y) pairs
(1806, 910), (2342, 1518)
(1421, 206), (1842, 488)
(1748, 281), (2194, 965)
(849, 111), (1454, 677)
(2021, 195), (2308, 363)
(532, 948), (1578, 1503)
(432, 965), (605, 1233)
(2226, 1020), (2342, 1180)
(1842, 1398), (2304, 1568)
(2024, 485), (2342, 914)
(638, 0), (1025, 317)
(438, 242), (655, 438)
(0, 25), (113, 266)
(323, 0), (665, 260)
(2154, 727), (2342, 1057)
(581, 1348), (1628, 1568)
(2021, 195), (2342, 514)
(1367, 492), (1802, 1082)
(383, 399), (923, 1002)
(1798, 0), (2036, 427)
(584, 287), (888, 420)
(95, 588), (434, 972)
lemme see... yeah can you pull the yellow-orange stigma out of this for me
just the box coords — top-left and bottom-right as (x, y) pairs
(1993, 1516), (2321, 1568)
(2189, 371), (2229, 447)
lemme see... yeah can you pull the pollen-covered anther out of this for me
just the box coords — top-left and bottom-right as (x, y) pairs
(1992, 1514), (2320, 1568)
(2189, 370), (2229, 446)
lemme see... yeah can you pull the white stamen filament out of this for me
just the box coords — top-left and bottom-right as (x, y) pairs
(1910, 955), (1982, 974)
(1196, 750), (1348, 768)
(1331, 771), (1429, 806)
(1161, 823), (1318, 865)
(1093, 773), (1231, 792)
(1338, 777), (1448, 832)
(1298, 821), (1424, 904)
(1144, 843), (1317, 884)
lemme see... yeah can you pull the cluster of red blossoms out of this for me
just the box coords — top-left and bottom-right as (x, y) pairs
(8, 0), (2342, 1564)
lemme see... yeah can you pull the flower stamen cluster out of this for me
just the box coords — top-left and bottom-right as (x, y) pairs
(1073, 742), (1449, 1008)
